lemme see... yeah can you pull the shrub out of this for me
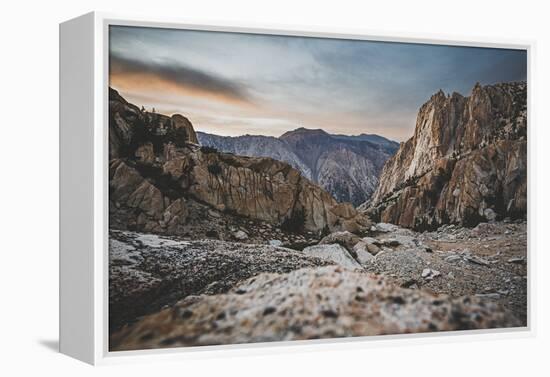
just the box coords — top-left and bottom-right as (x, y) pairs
(281, 208), (305, 233)
(201, 146), (218, 154)
(207, 163), (222, 175)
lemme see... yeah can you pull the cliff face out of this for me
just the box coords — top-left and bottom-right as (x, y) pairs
(109, 88), (370, 234)
(368, 82), (527, 230)
(197, 128), (398, 206)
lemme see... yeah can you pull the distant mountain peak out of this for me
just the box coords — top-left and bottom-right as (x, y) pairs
(280, 127), (330, 139)
(199, 127), (398, 206)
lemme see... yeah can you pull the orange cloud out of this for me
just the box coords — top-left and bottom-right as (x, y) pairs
(110, 72), (252, 108)
(109, 52), (254, 108)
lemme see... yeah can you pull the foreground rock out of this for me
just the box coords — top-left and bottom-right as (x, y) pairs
(111, 265), (520, 351)
(109, 230), (330, 333)
(368, 82), (527, 230)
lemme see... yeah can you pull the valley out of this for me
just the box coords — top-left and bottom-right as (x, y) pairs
(198, 127), (398, 206)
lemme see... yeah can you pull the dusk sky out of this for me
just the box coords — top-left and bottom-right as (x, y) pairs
(109, 26), (527, 141)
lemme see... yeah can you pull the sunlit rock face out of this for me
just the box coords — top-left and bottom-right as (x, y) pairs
(367, 82), (527, 230)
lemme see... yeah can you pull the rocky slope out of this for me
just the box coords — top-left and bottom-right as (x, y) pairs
(109, 88), (370, 235)
(367, 82), (527, 230)
(197, 128), (398, 206)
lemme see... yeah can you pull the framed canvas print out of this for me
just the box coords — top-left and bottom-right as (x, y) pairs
(59, 12), (532, 365)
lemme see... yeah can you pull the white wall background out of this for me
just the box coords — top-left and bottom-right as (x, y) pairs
(1, 0), (548, 374)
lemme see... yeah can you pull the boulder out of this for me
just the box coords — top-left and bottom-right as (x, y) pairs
(360, 237), (381, 255)
(421, 268), (441, 281)
(269, 240), (283, 247)
(352, 241), (375, 263)
(233, 230), (249, 241)
(302, 244), (362, 270)
(319, 231), (362, 254)
(483, 208), (497, 222)
(375, 223), (399, 233)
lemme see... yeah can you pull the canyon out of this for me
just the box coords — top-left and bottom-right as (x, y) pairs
(108, 82), (527, 350)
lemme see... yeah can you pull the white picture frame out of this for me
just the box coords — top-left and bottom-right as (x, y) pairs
(59, 11), (534, 365)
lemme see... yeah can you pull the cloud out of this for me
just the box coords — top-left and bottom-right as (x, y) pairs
(109, 26), (527, 141)
(109, 52), (251, 105)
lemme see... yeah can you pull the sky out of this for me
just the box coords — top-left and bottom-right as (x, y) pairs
(109, 26), (527, 141)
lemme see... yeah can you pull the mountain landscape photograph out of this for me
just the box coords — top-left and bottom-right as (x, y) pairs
(107, 25), (528, 351)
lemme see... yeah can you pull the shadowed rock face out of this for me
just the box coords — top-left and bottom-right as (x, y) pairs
(110, 265), (521, 350)
(108, 88), (371, 234)
(368, 82), (527, 230)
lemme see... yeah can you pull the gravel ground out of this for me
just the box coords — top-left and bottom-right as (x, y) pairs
(362, 221), (527, 324)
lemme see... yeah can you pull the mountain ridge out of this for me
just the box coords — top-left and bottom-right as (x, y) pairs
(197, 127), (398, 206)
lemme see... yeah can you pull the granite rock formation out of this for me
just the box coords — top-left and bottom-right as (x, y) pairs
(367, 82), (527, 230)
(109, 88), (371, 234)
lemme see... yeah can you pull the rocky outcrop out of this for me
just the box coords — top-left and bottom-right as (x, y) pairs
(109, 230), (331, 333)
(109, 159), (188, 233)
(198, 128), (398, 206)
(110, 265), (520, 350)
(368, 82), (527, 230)
(164, 145), (369, 233)
(109, 88), (139, 159)
(109, 87), (198, 160)
(171, 114), (198, 144)
(109, 88), (371, 234)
